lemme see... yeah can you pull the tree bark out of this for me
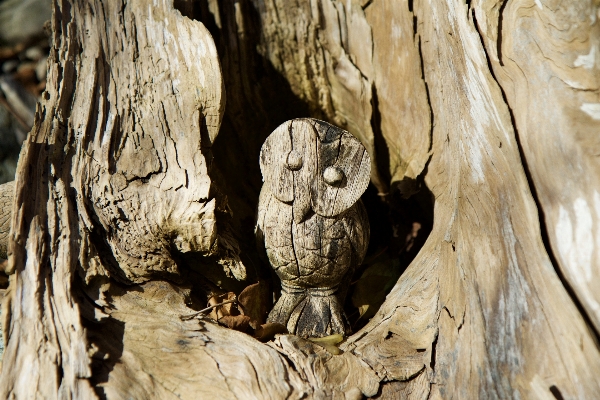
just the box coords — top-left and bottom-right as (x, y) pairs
(0, 0), (599, 398)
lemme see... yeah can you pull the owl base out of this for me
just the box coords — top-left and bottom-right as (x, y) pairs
(267, 282), (351, 338)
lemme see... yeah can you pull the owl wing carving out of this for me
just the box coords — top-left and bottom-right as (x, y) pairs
(256, 186), (370, 337)
(257, 187), (369, 286)
(310, 119), (371, 217)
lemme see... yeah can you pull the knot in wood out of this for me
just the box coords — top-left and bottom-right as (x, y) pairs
(323, 166), (344, 185)
(286, 150), (303, 171)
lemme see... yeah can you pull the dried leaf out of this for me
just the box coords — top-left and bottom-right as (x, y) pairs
(219, 315), (251, 332)
(254, 323), (288, 342)
(307, 334), (344, 345)
(208, 292), (238, 320)
(314, 343), (341, 355)
(238, 281), (271, 324)
(308, 334), (344, 355)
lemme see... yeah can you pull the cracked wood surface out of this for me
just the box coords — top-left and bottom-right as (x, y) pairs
(231, 1), (600, 396)
(0, 181), (13, 259)
(474, 0), (600, 334)
(0, 0), (599, 399)
(0, 0), (247, 398)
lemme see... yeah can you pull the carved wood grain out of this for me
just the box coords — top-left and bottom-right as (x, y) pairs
(0, 0), (598, 398)
(257, 118), (370, 338)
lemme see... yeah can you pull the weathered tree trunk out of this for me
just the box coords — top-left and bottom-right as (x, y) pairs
(0, 0), (599, 398)
(0, 181), (13, 260)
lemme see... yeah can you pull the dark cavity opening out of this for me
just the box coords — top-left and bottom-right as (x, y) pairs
(344, 180), (434, 332)
(179, 0), (434, 338)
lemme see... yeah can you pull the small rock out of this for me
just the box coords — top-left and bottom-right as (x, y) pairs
(1, 60), (18, 74)
(14, 62), (39, 93)
(35, 56), (48, 82)
(15, 62), (36, 80)
(24, 46), (43, 61)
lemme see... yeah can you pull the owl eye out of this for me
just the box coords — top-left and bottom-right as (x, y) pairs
(323, 166), (344, 185)
(286, 150), (303, 170)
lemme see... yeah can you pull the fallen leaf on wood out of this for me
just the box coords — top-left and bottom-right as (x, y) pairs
(208, 292), (238, 320)
(219, 315), (251, 332)
(253, 322), (288, 342)
(238, 281), (270, 324)
(308, 334), (344, 355)
(307, 334), (344, 345)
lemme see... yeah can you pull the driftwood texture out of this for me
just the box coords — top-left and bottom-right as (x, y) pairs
(474, 0), (600, 334)
(0, 181), (13, 259)
(0, 0), (599, 399)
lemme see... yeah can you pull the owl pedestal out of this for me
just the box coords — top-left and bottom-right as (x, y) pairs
(256, 118), (371, 338)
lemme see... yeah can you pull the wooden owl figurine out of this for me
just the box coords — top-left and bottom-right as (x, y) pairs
(256, 118), (370, 338)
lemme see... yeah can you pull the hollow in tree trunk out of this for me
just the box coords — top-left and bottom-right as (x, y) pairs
(0, 0), (599, 398)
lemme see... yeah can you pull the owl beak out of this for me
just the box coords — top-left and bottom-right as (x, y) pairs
(292, 196), (312, 224)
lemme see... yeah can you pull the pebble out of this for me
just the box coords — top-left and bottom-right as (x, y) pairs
(35, 56), (48, 82)
(1, 60), (18, 74)
(24, 46), (43, 61)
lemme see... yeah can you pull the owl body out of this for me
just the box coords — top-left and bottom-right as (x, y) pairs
(259, 186), (367, 288)
(256, 118), (371, 338)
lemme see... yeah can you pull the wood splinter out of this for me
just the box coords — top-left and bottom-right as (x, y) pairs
(256, 118), (371, 338)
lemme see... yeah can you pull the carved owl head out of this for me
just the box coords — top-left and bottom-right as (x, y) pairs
(260, 118), (371, 223)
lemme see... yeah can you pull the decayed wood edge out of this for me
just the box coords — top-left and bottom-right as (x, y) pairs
(244, 0), (600, 397)
(0, 0), (245, 398)
(472, 0), (600, 335)
(251, 2), (598, 396)
(0, 181), (14, 260)
(0, 0), (598, 399)
(0, 0), (96, 391)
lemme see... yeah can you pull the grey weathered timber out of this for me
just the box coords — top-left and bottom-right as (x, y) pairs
(2, 0), (600, 398)
(0, 1), (249, 397)
(0, 181), (14, 259)
(256, 118), (370, 337)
